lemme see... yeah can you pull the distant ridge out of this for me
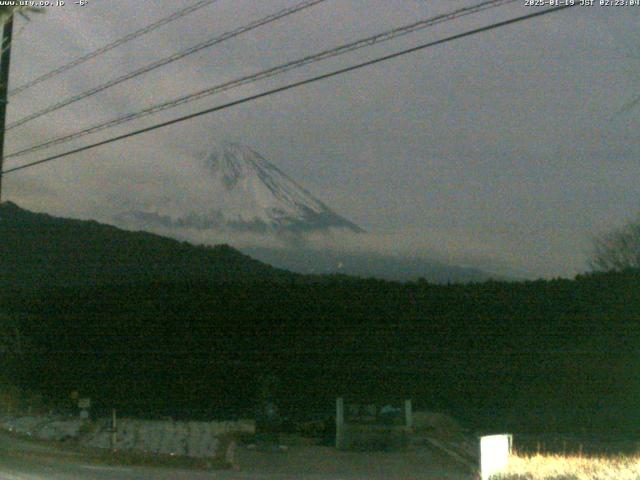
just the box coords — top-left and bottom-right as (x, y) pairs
(0, 201), (293, 289)
(243, 246), (503, 284)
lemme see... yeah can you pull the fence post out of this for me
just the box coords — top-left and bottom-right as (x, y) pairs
(336, 397), (345, 449)
(404, 399), (413, 429)
(110, 408), (117, 451)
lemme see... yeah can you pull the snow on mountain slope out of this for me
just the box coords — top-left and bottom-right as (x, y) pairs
(117, 142), (362, 234)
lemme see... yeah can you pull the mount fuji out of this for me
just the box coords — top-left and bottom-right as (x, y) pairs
(114, 142), (502, 283)
(117, 142), (362, 235)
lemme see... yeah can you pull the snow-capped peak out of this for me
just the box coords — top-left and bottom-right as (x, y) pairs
(118, 142), (362, 235)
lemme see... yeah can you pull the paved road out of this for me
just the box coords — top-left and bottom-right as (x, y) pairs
(0, 432), (472, 479)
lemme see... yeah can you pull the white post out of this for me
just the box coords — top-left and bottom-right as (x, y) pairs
(404, 399), (413, 429)
(336, 397), (345, 449)
(78, 398), (91, 420)
(480, 434), (512, 480)
(110, 408), (117, 451)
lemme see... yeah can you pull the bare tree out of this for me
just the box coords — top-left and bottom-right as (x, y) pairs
(590, 214), (640, 271)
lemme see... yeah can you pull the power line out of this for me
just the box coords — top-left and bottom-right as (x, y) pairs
(5, 0), (328, 131)
(9, 0), (220, 97)
(2, 5), (577, 177)
(6, 0), (517, 160)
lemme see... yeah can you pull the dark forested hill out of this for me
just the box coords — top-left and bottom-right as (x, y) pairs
(2, 270), (639, 434)
(1, 202), (639, 436)
(0, 201), (294, 288)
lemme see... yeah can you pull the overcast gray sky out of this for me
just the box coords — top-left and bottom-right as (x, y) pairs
(3, 0), (639, 278)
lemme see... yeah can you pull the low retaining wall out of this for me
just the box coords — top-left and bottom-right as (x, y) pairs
(0, 415), (255, 458)
(340, 424), (411, 451)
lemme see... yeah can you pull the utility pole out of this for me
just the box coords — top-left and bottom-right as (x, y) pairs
(0, 13), (13, 203)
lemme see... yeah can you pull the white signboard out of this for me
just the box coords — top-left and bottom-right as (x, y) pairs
(480, 434), (512, 480)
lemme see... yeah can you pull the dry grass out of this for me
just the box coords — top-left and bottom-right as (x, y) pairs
(497, 452), (640, 480)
